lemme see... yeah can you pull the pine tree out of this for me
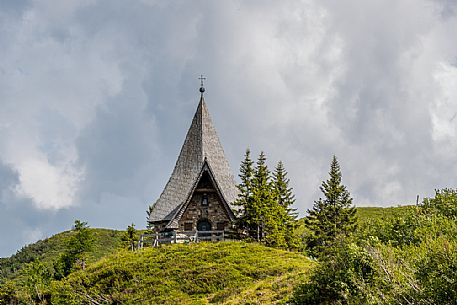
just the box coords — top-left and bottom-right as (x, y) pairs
(273, 161), (298, 248)
(234, 149), (254, 216)
(306, 156), (357, 255)
(251, 151), (272, 242)
(122, 223), (138, 251)
(54, 220), (94, 279)
(233, 149), (255, 235)
(273, 161), (297, 220)
(234, 151), (297, 248)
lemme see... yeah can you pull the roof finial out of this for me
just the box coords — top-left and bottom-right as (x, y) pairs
(198, 74), (206, 96)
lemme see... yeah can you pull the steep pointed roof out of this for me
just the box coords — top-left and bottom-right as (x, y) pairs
(148, 96), (238, 224)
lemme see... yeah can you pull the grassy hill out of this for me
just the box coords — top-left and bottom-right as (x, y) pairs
(0, 206), (414, 304)
(0, 228), (125, 283)
(293, 205), (415, 243)
(356, 205), (415, 222)
(0, 206), (408, 281)
(54, 242), (314, 304)
(1, 242), (315, 304)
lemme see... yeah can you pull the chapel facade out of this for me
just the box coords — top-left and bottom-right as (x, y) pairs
(147, 84), (238, 233)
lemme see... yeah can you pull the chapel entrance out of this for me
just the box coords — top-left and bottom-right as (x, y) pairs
(197, 219), (212, 231)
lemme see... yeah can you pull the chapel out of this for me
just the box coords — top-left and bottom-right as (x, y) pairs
(147, 81), (238, 234)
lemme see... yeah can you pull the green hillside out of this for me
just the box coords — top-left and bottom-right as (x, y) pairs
(0, 228), (125, 283)
(0, 205), (420, 304)
(0, 206), (407, 283)
(356, 205), (415, 222)
(1, 242), (315, 304)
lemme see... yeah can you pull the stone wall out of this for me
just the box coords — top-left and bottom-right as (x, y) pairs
(178, 190), (231, 231)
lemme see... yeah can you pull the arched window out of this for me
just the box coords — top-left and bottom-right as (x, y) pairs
(197, 219), (212, 231)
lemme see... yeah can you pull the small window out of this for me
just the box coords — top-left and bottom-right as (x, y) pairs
(217, 222), (226, 230)
(184, 222), (193, 231)
(202, 193), (208, 206)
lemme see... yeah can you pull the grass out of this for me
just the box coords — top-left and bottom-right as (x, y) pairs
(0, 228), (125, 283)
(356, 205), (415, 220)
(356, 205), (416, 226)
(53, 242), (315, 304)
(1, 206), (415, 304)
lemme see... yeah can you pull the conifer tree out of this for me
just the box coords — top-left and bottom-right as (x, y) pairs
(306, 156), (357, 255)
(273, 161), (297, 220)
(234, 151), (296, 247)
(234, 149), (255, 224)
(54, 220), (94, 279)
(123, 223), (138, 251)
(251, 151), (272, 241)
(273, 161), (298, 248)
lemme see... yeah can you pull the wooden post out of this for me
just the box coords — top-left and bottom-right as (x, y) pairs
(153, 232), (159, 247)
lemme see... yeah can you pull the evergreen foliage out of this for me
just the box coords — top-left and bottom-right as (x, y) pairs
(122, 223), (138, 251)
(53, 220), (94, 279)
(294, 189), (457, 304)
(233, 149), (255, 233)
(273, 161), (297, 219)
(251, 151), (276, 242)
(234, 150), (298, 248)
(305, 155), (357, 255)
(273, 161), (299, 248)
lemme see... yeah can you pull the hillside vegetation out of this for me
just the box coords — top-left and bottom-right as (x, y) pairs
(293, 190), (457, 304)
(0, 228), (125, 283)
(1, 242), (315, 304)
(3, 204), (451, 305)
(0, 206), (401, 284)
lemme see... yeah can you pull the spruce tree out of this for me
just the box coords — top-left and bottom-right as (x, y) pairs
(273, 161), (297, 220)
(273, 161), (298, 248)
(306, 156), (357, 255)
(234, 151), (297, 248)
(234, 148), (254, 223)
(233, 148), (254, 236)
(123, 223), (138, 251)
(251, 151), (272, 241)
(54, 220), (94, 279)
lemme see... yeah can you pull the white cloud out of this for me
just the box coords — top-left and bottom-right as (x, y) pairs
(0, 0), (124, 210)
(14, 156), (83, 209)
(431, 63), (457, 146)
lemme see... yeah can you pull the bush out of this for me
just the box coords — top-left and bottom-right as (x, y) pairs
(416, 237), (457, 304)
(293, 238), (379, 305)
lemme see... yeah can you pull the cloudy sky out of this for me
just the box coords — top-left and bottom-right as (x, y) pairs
(1, 0), (457, 257)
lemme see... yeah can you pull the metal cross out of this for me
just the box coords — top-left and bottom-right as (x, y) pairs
(199, 74), (206, 87)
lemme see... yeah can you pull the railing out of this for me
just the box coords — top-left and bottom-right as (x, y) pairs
(138, 230), (226, 248)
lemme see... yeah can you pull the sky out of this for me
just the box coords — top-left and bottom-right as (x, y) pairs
(1, 0), (457, 257)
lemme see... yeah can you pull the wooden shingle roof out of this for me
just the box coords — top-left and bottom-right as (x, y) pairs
(148, 96), (238, 225)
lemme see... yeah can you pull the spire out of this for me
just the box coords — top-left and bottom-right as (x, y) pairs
(148, 89), (238, 224)
(198, 74), (206, 97)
